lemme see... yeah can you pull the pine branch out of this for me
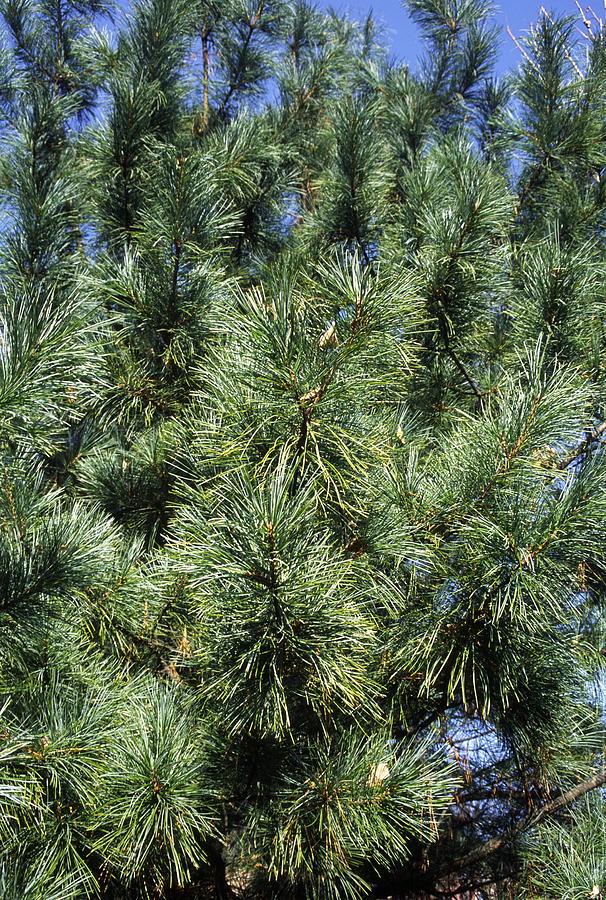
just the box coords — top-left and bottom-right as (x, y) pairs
(449, 768), (606, 873)
(113, 620), (182, 682)
(444, 346), (483, 399)
(558, 420), (606, 469)
(217, 1), (265, 118)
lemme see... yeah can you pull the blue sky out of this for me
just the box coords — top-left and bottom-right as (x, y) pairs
(322, 0), (587, 72)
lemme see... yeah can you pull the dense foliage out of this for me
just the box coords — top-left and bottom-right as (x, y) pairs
(1, 0), (606, 896)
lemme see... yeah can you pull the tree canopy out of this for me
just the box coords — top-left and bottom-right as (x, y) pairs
(1, 0), (606, 897)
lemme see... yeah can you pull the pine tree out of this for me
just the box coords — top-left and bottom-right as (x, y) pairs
(1, 0), (606, 898)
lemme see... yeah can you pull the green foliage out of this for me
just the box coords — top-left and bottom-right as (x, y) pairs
(243, 732), (454, 899)
(171, 466), (378, 736)
(92, 683), (216, 890)
(0, 0), (606, 898)
(522, 801), (606, 900)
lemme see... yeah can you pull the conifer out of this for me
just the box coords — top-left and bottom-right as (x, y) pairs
(1, 0), (606, 898)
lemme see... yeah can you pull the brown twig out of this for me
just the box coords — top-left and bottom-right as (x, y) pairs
(450, 768), (606, 872)
(558, 420), (606, 469)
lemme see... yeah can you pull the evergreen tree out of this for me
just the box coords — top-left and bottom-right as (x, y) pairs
(1, 0), (606, 898)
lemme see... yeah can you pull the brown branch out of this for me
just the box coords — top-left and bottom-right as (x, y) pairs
(446, 346), (483, 399)
(435, 308), (483, 399)
(514, 162), (546, 215)
(451, 768), (606, 872)
(113, 621), (181, 682)
(558, 420), (606, 469)
(202, 27), (210, 128)
(217, 2), (264, 117)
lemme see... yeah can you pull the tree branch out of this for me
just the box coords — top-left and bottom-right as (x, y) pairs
(558, 420), (606, 469)
(446, 346), (483, 399)
(450, 768), (606, 872)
